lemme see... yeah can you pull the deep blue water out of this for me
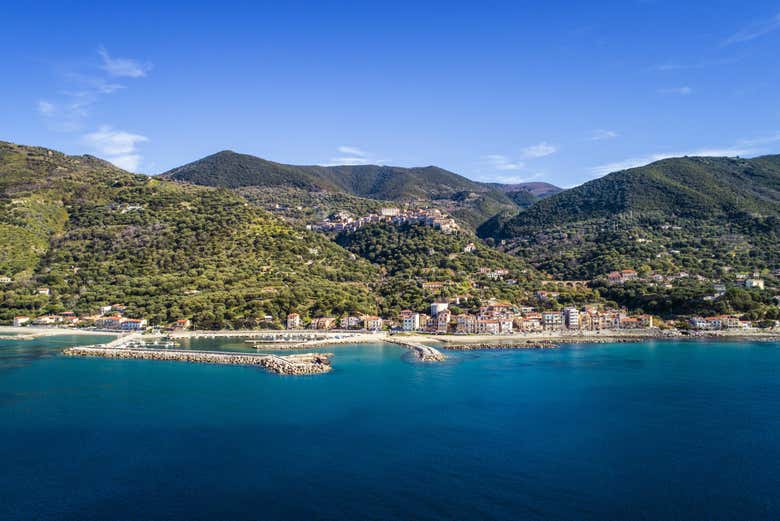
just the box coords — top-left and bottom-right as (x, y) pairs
(1, 336), (779, 520)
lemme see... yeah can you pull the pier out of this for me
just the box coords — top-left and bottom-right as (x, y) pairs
(385, 337), (446, 361)
(63, 346), (332, 375)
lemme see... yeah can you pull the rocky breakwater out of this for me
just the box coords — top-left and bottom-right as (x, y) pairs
(63, 346), (332, 375)
(442, 340), (558, 350)
(385, 338), (446, 362)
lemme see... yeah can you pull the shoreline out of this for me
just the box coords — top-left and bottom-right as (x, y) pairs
(395, 329), (780, 350)
(0, 326), (122, 340)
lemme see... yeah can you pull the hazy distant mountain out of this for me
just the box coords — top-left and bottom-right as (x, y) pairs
(488, 181), (563, 198)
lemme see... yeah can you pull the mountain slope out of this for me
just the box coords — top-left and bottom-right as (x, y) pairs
(490, 155), (780, 279)
(159, 151), (519, 228)
(0, 142), (381, 327)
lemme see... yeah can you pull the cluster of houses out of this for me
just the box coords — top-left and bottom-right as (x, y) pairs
(286, 312), (384, 331)
(688, 316), (752, 330)
(287, 299), (656, 335)
(606, 269), (769, 293)
(13, 304), (150, 331)
(309, 207), (458, 234)
(397, 301), (654, 334)
(12, 305), (192, 332)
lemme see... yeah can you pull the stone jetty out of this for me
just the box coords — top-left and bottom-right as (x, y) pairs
(385, 338), (446, 361)
(63, 346), (332, 375)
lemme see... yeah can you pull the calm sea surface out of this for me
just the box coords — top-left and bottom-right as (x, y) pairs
(1, 336), (779, 520)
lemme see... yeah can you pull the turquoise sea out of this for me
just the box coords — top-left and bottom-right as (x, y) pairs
(1, 335), (779, 520)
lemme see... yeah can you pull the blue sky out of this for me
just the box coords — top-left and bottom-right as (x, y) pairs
(2, 1), (779, 187)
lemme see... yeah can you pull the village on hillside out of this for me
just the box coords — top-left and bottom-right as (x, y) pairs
(309, 206), (459, 233)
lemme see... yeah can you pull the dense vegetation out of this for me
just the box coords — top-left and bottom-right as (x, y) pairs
(487, 156), (780, 280)
(336, 222), (542, 316)
(0, 142), (381, 328)
(1, 142), (776, 327)
(593, 280), (780, 321)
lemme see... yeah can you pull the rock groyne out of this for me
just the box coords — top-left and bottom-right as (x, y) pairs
(63, 346), (332, 375)
(385, 338), (446, 361)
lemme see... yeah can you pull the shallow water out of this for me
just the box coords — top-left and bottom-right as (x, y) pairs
(1, 337), (779, 520)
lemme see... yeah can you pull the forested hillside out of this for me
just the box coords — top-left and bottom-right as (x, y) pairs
(160, 150), (519, 228)
(488, 155), (780, 279)
(0, 142), (381, 328)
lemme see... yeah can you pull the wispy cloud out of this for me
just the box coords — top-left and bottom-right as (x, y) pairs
(658, 86), (693, 95)
(723, 12), (780, 46)
(589, 146), (756, 178)
(37, 100), (56, 116)
(590, 129), (619, 141)
(337, 145), (366, 156)
(489, 172), (544, 184)
(82, 125), (148, 172)
(737, 131), (780, 147)
(36, 47), (151, 170)
(653, 57), (741, 72)
(326, 145), (387, 166)
(520, 142), (557, 159)
(98, 46), (152, 78)
(484, 154), (525, 171)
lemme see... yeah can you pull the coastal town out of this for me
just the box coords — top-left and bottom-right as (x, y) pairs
(10, 294), (770, 338)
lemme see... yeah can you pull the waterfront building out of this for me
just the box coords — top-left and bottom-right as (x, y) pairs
(173, 319), (192, 330)
(399, 310), (420, 331)
(363, 316), (383, 331)
(310, 317), (336, 330)
(455, 314), (477, 334)
(516, 313), (543, 332)
(436, 310), (452, 333)
(563, 307), (580, 330)
(286, 313), (301, 330)
(13, 316), (30, 327)
(120, 319), (148, 331)
(542, 311), (563, 330)
(340, 316), (362, 329)
(32, 315), (62, 325)
(476, 319), (500, 335)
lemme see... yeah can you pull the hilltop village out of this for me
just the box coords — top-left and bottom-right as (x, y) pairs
(309, 206), (459, 234)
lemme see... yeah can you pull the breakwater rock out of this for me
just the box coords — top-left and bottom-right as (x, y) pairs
(385, 338), (446, 361)
(63, 346), (332, 375)
(442, 341), (558, 351)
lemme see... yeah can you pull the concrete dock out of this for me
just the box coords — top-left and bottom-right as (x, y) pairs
(63, 346), (333, 375)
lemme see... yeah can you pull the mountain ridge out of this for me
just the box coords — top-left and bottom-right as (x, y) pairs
(158, 150), (563, 228)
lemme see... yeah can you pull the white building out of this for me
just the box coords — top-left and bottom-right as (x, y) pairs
(430, 302), (449, 317)
(542, 311), (563, 330)
(340, 316), (362, 329)
(13, 316), (30, 327)
(286, 313), (301, 330)
(745, 279), (765, 290)
(400, 311), (420, 331)
(563, 308), (580, 330)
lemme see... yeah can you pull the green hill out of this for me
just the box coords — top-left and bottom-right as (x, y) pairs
(489, 155), (780, 279)
(160, 151), (518, 228)
(0, 142), (381, 328)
